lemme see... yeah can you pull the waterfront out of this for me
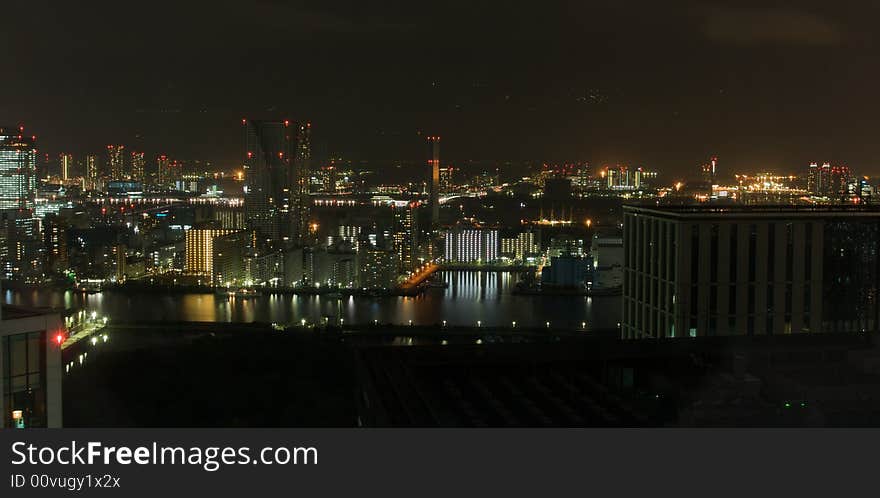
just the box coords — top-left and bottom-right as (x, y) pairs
(4, 271), (621, 330)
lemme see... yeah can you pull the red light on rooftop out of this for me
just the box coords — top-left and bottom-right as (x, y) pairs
(242, 118), (247, 125)
(284, 120), (290, 126)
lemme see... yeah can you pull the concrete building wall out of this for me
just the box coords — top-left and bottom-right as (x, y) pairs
(0, 311), (63, 428)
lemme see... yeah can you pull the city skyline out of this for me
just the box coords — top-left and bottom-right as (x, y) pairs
(8, 0), (880, 436)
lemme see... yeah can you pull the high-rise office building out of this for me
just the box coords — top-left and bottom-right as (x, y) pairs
(106, 145), (125, 180)
(427, 136), (440, 226)
(294, 122), (312, 245)
(392, 202), (419, 273)
(130, 151), (145, 182)
(84, 155), (100, 191)
(243, 119), (296, 245)
(0, 126), (37, 209)
(807, 162), (825, 194)
(59, 153), (72, 181)
(0, 209), (41, 280)
(807, 162), (853, 199)
(43, 213), (69, 272)
(321, 165), (337, 193)
(622, 205), (880, 340)
(157, 155), (171, 186)
(829, 165), (853, 199)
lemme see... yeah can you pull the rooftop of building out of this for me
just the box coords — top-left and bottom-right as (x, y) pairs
(624, 203), (880, 220)
(1, 304), (51, 321)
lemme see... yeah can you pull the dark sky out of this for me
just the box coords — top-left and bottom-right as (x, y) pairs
(2, 1), (879, 177)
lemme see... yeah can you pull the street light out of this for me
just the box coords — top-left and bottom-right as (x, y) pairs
(512, 321), (517, 328)
(546, 321), (550, 328)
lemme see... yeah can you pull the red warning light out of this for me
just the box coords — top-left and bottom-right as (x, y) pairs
(54, 332), (66, 346)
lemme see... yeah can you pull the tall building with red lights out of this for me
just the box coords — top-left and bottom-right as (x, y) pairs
(243, 119), (310, 246)
(106, 144), (125, 181)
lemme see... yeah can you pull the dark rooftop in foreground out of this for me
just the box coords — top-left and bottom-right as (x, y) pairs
(1, 304), (53, 321)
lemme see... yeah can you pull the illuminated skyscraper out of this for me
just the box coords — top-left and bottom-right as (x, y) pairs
(0, 126), (37, 209)
(294, 122), (312, 245)
(59, 153), (72, 181)
(829, 165), (853, 199)
(43, 213), (69, 272)
(85, 155), (99, 191)
(157, 155), (170, 186)
(427, 136), (440, 226)
(243, 119), (295, 245)
(392, 201), (419, 273)
(185, 227), (237, 276)
(130, 151), (145, 182)
(106, 145), (125, 180)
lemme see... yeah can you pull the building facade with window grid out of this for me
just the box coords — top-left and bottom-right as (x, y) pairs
(622, 205), (880, 339)
(0, 305), (64, 428)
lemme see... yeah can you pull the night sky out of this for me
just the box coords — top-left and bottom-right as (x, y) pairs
(3, 1), (879, 176)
